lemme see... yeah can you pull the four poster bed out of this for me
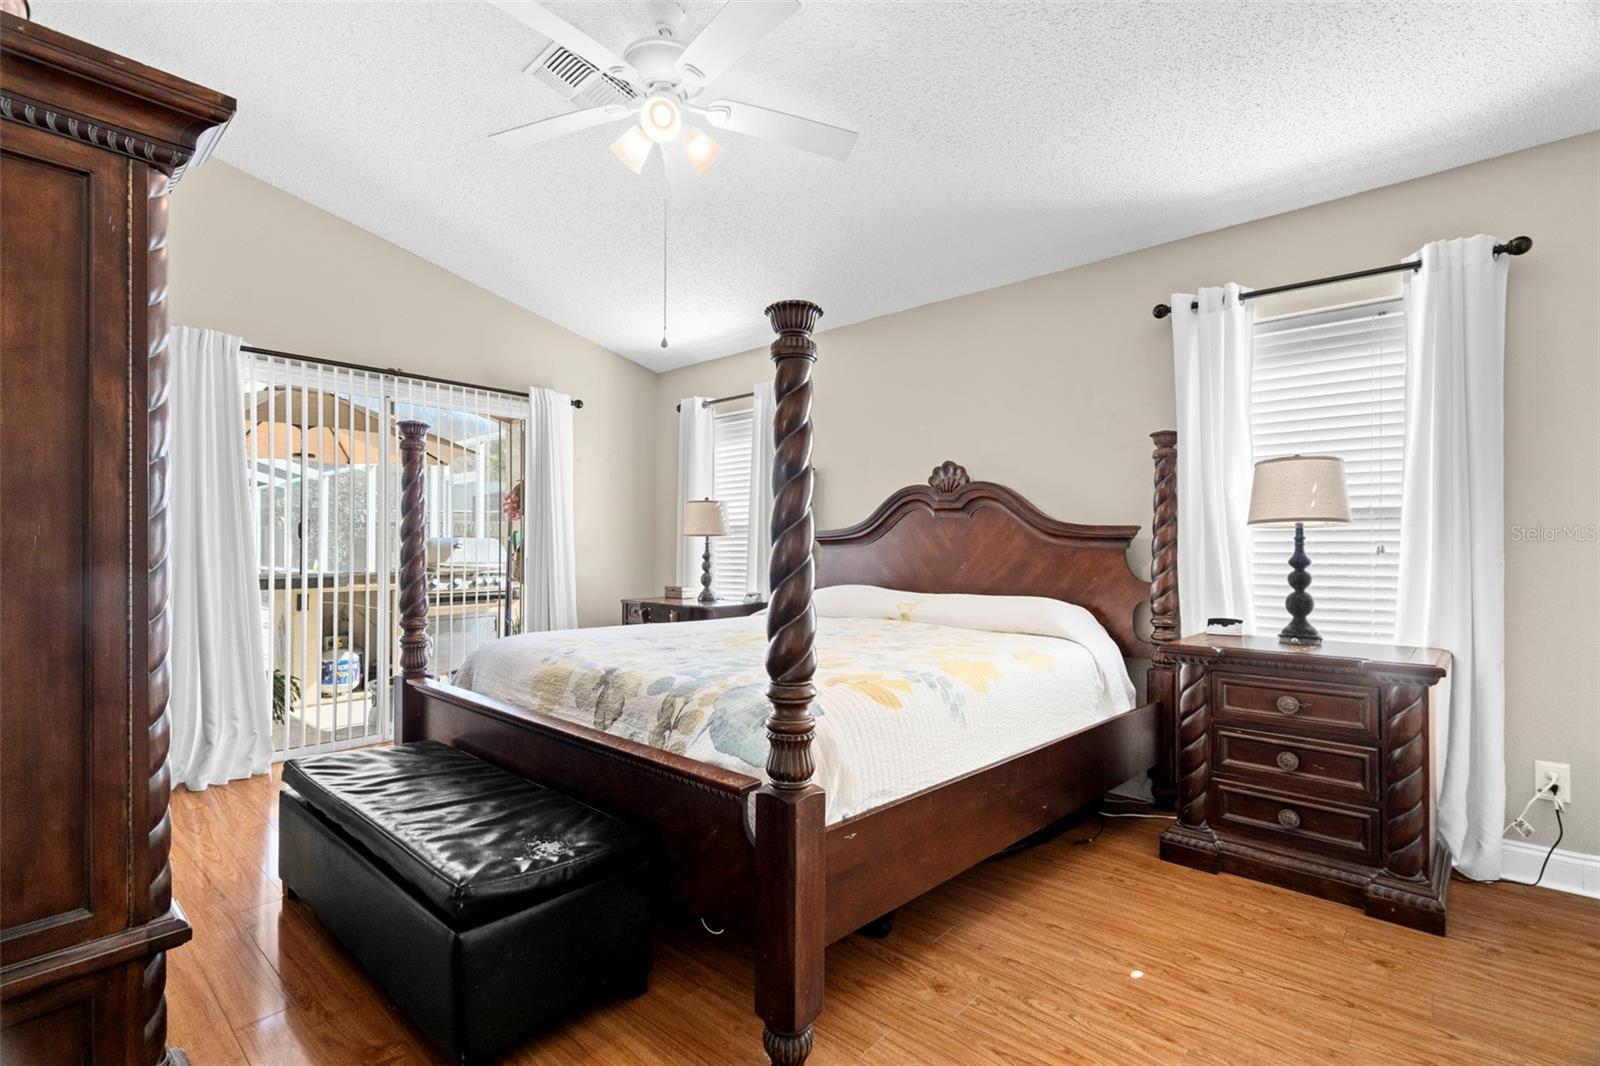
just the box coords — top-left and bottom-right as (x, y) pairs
(392, 300), (1184, 1065)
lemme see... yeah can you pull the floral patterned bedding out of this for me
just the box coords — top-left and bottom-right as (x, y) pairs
(454, 607), (1136, 824)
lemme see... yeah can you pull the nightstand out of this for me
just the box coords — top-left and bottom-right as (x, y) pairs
(620, 597), (765, 625)
(1157, 633), (1452, 934)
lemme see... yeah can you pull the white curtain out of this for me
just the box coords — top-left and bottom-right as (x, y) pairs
(676, 397), (715, 587)
(1171, 284), (1257, 631)
(525, 387), (578, 631)
(1396, 236), (1508, 881)
(168, 327), (273, 790)
(745, 382), (777, 598)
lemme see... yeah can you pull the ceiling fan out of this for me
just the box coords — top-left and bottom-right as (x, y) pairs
(487, 0), (859, 204)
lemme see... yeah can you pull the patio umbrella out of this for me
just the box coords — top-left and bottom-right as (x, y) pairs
(250, 386), (474, 467)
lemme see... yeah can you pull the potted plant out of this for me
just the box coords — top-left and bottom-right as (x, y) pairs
(272, 668), (301, 725)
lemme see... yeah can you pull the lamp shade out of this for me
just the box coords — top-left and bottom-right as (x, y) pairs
(681, 126), (722, 175)
(682, 499), (729, 537)
(610, 124), (654, 174)
(1247, 455), (1352, 526)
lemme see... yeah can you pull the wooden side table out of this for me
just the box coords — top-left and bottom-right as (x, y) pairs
(1157, 633), (1452, 934)
(620, 597), (766, 625)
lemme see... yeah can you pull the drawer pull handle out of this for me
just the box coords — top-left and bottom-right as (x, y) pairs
(1276, 695), (1302, 715)
(640, 607), (653, 623)
(1277, 808), (1302, 830)
(1276, 751), (1301, 772)
(667, 610), (679, 622)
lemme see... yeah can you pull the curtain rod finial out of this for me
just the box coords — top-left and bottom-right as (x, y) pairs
(1496, 235), (1532, 257)
(570, 398), (584, 409)
(1152, 303), (1172, 320)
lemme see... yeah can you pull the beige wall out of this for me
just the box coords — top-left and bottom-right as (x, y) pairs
(655, 133), (1600, 854)
(168, 161), (657, 629)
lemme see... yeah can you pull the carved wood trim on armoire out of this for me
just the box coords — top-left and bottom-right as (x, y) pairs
(0, 14), (234, 1064)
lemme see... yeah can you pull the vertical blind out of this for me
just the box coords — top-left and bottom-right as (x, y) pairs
(711, 408), (755, 599)
(243, 351), (529, 758)
(1249, 298), (1405, 641)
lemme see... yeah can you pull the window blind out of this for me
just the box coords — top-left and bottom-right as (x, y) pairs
(244, 351), (528, 759)
(1250, 298), (1405, 642)
(711, 408), (755, 599)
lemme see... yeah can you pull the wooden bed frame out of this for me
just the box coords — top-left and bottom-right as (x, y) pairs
(393, 301), (1183, 1065)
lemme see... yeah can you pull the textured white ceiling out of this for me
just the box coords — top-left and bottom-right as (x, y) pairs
(34, 1), (1600, 371)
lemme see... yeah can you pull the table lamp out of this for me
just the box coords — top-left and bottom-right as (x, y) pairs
(682, 498), (729, 604)
(1247, 455), (1351, 646)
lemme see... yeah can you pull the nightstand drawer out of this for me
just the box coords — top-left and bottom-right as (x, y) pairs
(1213, 782), (1378, 864)
(1213, 673), (1377, 740)
(640, 602), (687, 623)
(1215, 729), (1379, 804)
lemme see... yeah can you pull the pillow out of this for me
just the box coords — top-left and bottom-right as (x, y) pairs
(812, 584), (929, 622)
(814, 585), (1135, 705)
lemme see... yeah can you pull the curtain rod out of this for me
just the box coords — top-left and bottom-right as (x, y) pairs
(674, 391), (754, 412)
(1151, 236), (1532, 319)
(240, 344), (584, 408)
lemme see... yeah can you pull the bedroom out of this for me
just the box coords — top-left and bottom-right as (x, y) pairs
(0, 1), (1596, 1063)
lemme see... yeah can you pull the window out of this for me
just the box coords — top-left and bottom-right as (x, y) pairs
(710, 408), (754, 599)
(1250, 299), (1404, 641)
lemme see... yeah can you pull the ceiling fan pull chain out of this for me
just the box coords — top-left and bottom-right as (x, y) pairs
(661, 207), (669, 349)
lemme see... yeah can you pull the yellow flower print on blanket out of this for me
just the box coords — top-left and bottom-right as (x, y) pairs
(453, 606), (1136, 823)
(1011, 650), (1055, 672)
(938, 659), (1002, 693)
(455, 613), (1108, 778)
(824, 674), (914, 709)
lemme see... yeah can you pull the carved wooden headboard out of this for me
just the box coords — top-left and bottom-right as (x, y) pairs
(814, 461), (1151, 658)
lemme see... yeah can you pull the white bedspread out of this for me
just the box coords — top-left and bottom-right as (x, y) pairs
(454, 588), (1137, 824)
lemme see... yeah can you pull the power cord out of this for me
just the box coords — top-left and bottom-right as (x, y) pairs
(1529, 804), (1564, 888)
(990, 811), (1106, 859)
(1069, 813), (1105, 846)
(1510, 774), (1567, 887)
(1459, 776), (1566, 888)
(989, 798), (1173, 861)
(1099, 796), (1175, 822)
(1504, 774), (1562, 837)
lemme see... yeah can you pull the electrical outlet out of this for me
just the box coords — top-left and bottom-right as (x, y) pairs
(1534, 760), (1572, 804)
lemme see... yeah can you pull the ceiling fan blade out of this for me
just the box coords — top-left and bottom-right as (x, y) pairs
(693, 100), (858, 162)
(675, 0), (799, 90)
(487, 0), (639, 85)
(489, 105), (633, 148)
(661, 140), (703, 209)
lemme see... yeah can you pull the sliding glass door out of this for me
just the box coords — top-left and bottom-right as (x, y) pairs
(244, 353), (528, 758)
(391, 378), (527, 685)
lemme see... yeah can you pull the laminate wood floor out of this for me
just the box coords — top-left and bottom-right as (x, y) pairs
(169, 766), (1599, 1065)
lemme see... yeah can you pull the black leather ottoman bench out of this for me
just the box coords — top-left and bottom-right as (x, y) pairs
(278, 741), (653, 1063)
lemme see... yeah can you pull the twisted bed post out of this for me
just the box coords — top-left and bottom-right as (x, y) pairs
(1148, 430), (1179, 808)
(395, 419), (431, 741)
(755, 300), (827, 1066)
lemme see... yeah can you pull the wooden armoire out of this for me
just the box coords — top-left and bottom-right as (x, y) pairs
(0, 14), (234, 1063)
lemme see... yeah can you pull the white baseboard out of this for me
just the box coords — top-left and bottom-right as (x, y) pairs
(1499, 840), (1600, 899)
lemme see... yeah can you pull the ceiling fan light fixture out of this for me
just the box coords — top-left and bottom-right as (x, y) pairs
(640, 94), (682, 143)
(681, 126), (722, 175)
(610, 124), (654, 174)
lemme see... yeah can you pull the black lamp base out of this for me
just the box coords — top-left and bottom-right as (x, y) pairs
(1278, 521), (1321, 647)
(698, 537), (715, 605)
(1278, 618), (1323, 646)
